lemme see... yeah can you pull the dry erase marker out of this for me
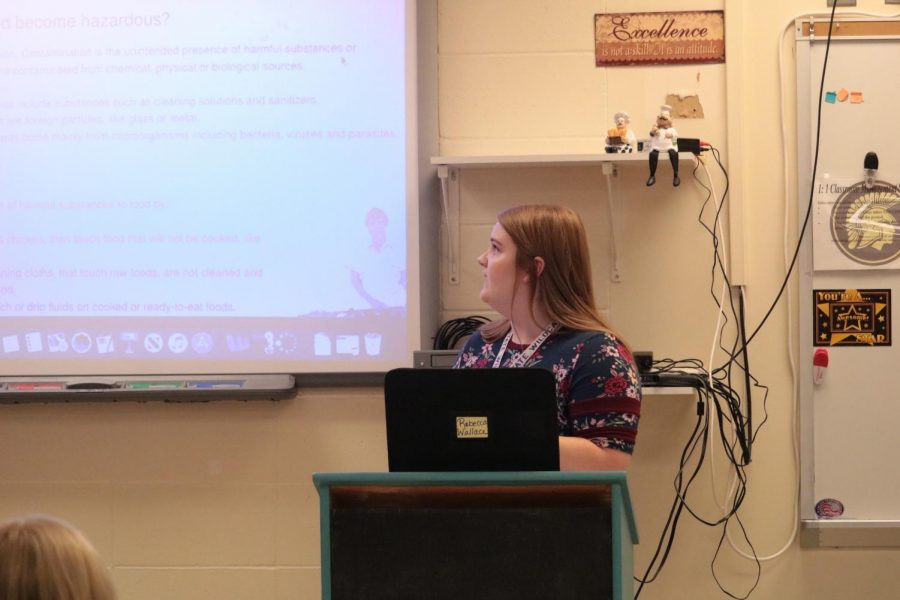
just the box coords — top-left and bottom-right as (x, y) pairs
(188, 381), (244, 389)
(7, 382), (66, 392)
(125, 381), (183, 390)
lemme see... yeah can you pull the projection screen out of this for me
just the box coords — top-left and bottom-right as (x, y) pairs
(0, 0), (424, 381)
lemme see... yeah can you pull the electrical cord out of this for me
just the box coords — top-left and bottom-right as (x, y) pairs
(693, 150), (753, 466)
(693, 148), (748, 381)
(715, 1), (844, 565)
(693, 152), (753, 521)
(432, 315), (490, 350)
(721, 4), (878, 565)
(749, 4), (900, 565)
(636, 136), (771, 599)
(750, 5), (900, 566)
(635, 360), (761, 599)
(718, 0), (854, 568)
(634, 375), (706, 597)
(636, 117), (764, 598)
(738, 3), (841, 352)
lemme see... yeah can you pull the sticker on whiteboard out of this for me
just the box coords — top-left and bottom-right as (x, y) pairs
(813, 288), (891, 347)
(815, 498), (845, 519)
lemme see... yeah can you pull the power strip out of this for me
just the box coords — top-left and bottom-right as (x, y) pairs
(412, 350), (459, 368)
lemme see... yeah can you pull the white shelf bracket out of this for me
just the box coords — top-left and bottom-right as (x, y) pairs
(601, 162), (622, 283)
(432, 153), (694, 286)
(437, 165), (460, 285)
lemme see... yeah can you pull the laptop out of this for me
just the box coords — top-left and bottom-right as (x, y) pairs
(384, 368), (560, 472)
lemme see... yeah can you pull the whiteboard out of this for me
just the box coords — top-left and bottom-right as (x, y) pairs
(796, 17), (900, 545)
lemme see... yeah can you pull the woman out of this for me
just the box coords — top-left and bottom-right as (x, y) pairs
(454, 204), (641, 470)
(0, 514), (117, 600)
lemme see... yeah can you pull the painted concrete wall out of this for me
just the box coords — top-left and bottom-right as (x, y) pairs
(2, 2), (899, 599)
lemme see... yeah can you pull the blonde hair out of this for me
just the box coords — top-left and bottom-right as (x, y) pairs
(481, 204), (614, 342)
(0, 514), (117, 600)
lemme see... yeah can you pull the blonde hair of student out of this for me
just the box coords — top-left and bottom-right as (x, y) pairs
(480, 204), (614, 342)
(0, 514), (117, 600)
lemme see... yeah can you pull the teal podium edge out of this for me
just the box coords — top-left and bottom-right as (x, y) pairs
(313, 471), (638, 600)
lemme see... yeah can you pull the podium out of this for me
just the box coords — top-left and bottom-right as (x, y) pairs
(313, 471), (638, 600)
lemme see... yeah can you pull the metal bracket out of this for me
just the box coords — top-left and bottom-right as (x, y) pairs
(437, 165), (460, 285)
(601, 162), (622, 283)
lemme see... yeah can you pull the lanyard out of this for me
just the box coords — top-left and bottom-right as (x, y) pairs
(491, 322), (559, 368)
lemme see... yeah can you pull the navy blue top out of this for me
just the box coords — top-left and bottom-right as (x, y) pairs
(455, 328), (641, 454)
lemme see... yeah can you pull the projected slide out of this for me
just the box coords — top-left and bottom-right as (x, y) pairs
(0, 0), (411, 374)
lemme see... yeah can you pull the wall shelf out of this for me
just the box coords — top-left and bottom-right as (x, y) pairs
(432, 153), (694, 168)
(432, 153), (696, 285)
(412, 352), (701, 397)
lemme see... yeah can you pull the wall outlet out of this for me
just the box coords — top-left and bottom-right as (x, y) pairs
(826, 0), (855, 6)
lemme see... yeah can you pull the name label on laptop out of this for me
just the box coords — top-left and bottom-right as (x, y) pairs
(456, 416), (489, 439)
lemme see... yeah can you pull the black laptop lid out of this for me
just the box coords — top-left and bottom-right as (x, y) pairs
(384, 368), (560, 472)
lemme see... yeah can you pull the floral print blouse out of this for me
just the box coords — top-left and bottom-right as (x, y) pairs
(454, 328), (641, 454)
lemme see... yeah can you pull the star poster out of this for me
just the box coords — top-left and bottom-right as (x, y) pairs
(813, 289), (891, 346)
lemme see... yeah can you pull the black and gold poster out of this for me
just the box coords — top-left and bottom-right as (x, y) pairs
(814, 288), (891, 346)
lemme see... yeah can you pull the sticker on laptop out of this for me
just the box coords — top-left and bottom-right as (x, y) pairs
(456, 416), (489, 439)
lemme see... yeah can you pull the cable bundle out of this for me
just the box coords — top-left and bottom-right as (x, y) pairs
(637, 4), (842, 594)
(433, 315), (491, 350)
(636, 359), (769, 599)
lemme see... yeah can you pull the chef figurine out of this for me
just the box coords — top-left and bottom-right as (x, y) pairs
(605, 111), (636, 153)
(647, 105), (680, 187)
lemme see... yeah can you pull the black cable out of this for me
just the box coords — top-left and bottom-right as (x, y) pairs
(711, 511), (761, 600)
(636, 361), (761, 598)
(707, 147), (745, 372)
(634, 7), (845, 588)
(637, 15), (846, 575)
(432, 315), (490, 349)
(738, 292), (752, 462)
(691, 150), (752, 464)
(736, 3), (839, 352)
(635, 385), (707, 598)
(692, 148), (746, 379)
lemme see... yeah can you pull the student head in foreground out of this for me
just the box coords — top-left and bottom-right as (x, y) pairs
(0, 514), (117, 600)
(454, 204), (641, 471)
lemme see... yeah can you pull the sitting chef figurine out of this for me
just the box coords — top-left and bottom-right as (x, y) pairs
(605, 111), (636, 153)
(647, 105), (680, 187)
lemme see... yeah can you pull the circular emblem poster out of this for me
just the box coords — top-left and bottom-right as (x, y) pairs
(830, 181), (900, 266)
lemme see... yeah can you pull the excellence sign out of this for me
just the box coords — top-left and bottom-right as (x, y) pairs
(595, 11), (725, 67)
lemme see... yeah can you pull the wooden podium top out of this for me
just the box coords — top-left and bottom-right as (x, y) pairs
(313, 470), (637, 541)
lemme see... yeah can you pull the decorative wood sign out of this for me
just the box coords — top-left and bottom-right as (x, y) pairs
(594, 11), (725, 67)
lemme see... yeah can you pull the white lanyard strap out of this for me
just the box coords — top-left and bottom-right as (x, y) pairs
(491, 322), (559, 368)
